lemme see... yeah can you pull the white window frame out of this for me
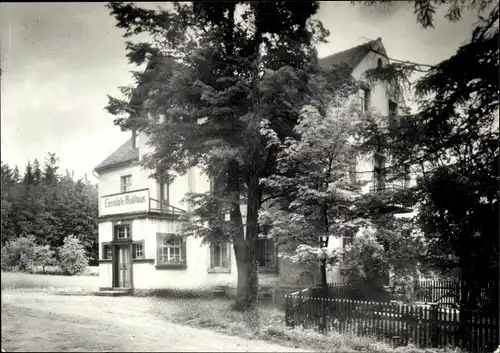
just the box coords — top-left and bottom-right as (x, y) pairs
(102, 243), (112, 260)
(359, 88), (370, 115)
(115, 225), (131, 239)
(120, 175), (132, 193)
(157, 233), (186, 266)
(133, 241), (145, 259)
(209, 242), (230, 271)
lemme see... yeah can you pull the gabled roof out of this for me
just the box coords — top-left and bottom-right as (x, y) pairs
(94, 138), (139, 173)
(95, 38), (387, 173)
(319, 38), (385, 72)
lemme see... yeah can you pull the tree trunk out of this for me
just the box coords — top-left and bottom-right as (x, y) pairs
(458, 271), (478, 350)
(241, 19), (265, 327)
(244, 165), (261, 326)
(234, 255), (248, 310)
(227, 160), (247, 311)
(218, 5), (251, 311)
(319, 258), (328, 333)
(320, 258), (327, 288)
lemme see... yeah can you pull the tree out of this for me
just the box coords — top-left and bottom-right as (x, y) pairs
(32, 159), (42, 185)
(351, 0), (499, 343)
(33, 244), (56, 274)
(1, 162), (19, 245)
(43, 153), (60, 185)
(22, 161), (35, 186)
(59, 234), (89, 276)
(1, 235), (38, 272)
(339, 215), (427, 302)
(1, 154), (98, 263)
(106, 1), (330, 319)
(259, 94), (362, 289)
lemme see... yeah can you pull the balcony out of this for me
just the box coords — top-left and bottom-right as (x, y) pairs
(149, 198), (186, 216)
(369, 183), (413, 214)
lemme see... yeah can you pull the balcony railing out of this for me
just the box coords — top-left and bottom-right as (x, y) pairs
(369, 183), (406, 193)
(149, 198), (186, 215)
(369, 183), (413, 212)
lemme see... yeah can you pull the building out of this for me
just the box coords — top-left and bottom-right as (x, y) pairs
(94, 37), (412, 294)
(318, 38), (414, 283)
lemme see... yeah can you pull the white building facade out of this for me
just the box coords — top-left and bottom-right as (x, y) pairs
(95, 37), (413, 292)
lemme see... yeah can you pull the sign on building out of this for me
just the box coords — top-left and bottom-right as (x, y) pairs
(100, 189), (149, 216)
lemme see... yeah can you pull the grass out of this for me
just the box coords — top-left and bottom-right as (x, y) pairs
(148, 295), (464, 353)
(0, 274), (467, 352)
(0, 271), (99, 293)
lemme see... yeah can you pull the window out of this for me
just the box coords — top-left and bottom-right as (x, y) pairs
(158, 181), (169, 202)
(348, 153), (357, 184)
(102, 243), (112, 260)
(132, 241), (145, 259)
(120, 175), (132, 193)
(209, 242), (230, 271)
(256, 237), (276, 269)
(115, 225), (131, 240)
(157, 233), (186, 268)
(359, 88), (371, 115)
(388, 100), (398, 116)
(209, 176), (215, 193)
(342, 236), (354, 249)
(388, 100), (398, 128)
(377, 58), (383, 68)
(374, 153), (386, 190)
(403, 165), (411, 189)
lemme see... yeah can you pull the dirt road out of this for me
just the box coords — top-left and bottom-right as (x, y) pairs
(1, 292), (309, 352)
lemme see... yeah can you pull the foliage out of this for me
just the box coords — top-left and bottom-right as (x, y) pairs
(105, 1), (336, 313)
(259, 96), (364, 284)
(352, 0), (494, 30)
(58, 235), (89, 276)
(1, 236), (56, 273)
(0, 155), (99, 264)
(33, 244), (57, 273)
(351, 0), (499, 324)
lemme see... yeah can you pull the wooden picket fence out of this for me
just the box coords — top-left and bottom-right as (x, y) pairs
(414, 280), (498, 310)
(285, 293), (499, 353)
(414, 280), (461, 305)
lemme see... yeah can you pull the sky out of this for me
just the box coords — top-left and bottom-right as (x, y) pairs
(0, 2), (483, 182)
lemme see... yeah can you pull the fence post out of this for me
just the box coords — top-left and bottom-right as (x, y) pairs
(320, 297), (327, 333)
(430, 303), (439, 347)
(298, 290), (303, 328)
(285, 295), (290, 327)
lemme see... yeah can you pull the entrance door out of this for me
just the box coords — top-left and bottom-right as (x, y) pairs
(117, 246), (131, 288)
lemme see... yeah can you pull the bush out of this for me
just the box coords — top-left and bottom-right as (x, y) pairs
(1, 236), (58, 273)
(33, 244), (56, 273)
(2, 236), (39, 272)
(58, 234), (89, 275)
